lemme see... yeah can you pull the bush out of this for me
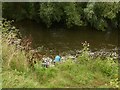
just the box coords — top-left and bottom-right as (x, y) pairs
(2, 30), (29, 72)
(89, 57), (118, 78)
(77, 41), (91, 64)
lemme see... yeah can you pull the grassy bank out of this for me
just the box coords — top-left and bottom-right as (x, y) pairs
(2, 20), (119, 88)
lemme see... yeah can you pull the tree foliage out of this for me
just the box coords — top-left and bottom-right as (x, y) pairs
(2, 2), (120, 31)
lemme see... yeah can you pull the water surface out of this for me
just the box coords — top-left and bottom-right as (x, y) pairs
(14, 20), (118, 55)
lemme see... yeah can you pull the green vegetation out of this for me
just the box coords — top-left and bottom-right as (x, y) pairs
(2, 20), (119, 88)
(2, 2), (120, 30)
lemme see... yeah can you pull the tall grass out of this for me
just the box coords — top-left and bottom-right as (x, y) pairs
(2, 20), (119, 88)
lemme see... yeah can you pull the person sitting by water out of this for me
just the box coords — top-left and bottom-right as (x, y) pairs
(42, 59), (50, 68)
(53, 55), (61, 65)
(42, 59), (47, 67)
(42, 56), (52, 68)
(45, 60), (50, 68)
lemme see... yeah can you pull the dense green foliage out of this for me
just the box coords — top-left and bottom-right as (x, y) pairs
(2, 2), (120, 30)
(2, 20), (119, 88)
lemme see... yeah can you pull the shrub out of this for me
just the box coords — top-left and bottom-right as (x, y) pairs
(91, 57), (118, 77)
(77, 41), (90, 64)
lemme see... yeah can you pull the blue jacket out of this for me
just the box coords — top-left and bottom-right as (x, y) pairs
(54, 55), (61, 62)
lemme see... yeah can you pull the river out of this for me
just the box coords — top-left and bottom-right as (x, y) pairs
(14, 20), (118, 56)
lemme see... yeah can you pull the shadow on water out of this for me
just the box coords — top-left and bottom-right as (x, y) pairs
(13, 20), (118, 55)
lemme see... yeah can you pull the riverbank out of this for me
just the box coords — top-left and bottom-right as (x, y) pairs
(2, 40), (119, 88)
(2, 20), (119, 88)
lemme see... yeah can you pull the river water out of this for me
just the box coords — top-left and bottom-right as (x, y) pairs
(14, 20), (118, 55)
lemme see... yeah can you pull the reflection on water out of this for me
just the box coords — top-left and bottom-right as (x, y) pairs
(14, 20), (118, 55)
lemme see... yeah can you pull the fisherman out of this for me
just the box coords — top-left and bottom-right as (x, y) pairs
(42, 59), (47, 67)
(42, 56), (52, 68)
(53, 55), (61, 65)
